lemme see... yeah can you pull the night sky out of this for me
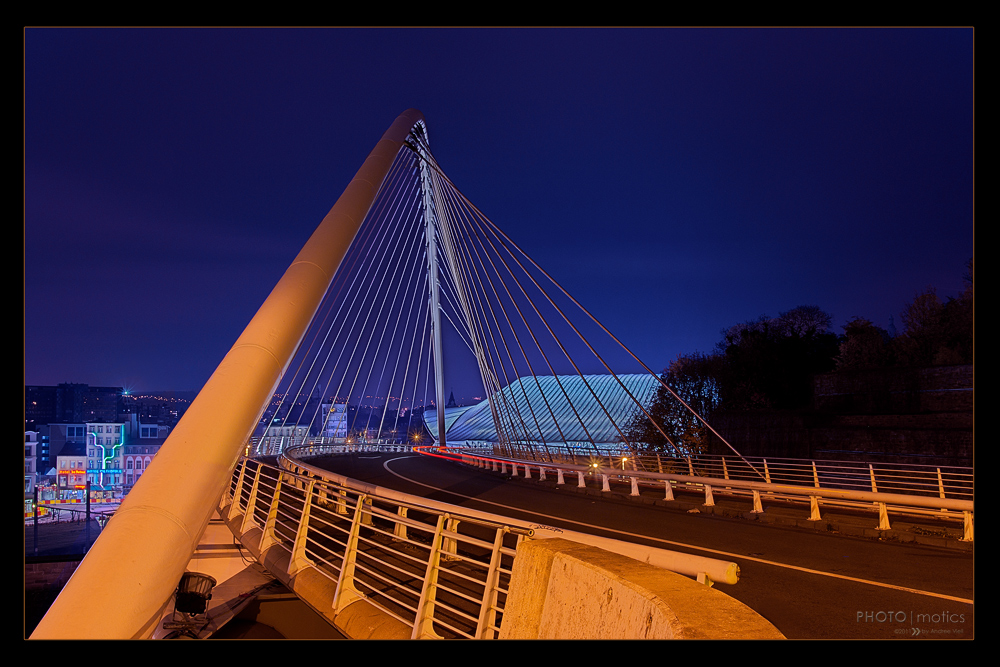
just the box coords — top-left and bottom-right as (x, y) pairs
(25, 28), (973, 396)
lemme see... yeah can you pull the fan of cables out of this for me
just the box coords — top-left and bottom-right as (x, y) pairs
(253, 122), (738, 467)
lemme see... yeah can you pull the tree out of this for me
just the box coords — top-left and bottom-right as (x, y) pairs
(714, 306), (839, 411)
(836, 317), (894, 370)
(834, 260), (973, 370)
(895, 288), (945, 366)
(626, 307), (839, 455)
(894, 264), (972, 367)
(625, 352), (721, 456)
(773, 305), (833, 338)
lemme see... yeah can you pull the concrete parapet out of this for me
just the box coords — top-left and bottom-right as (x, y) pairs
(334, 599), (411, 639)
(499, 538), (784, 640)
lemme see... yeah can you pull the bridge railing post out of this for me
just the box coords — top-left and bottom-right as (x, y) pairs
(808, 496), (822, 521)
(962, 511), (974, 542)
(335, 489), (348, 515)
(475, 526), (508, 639)
(412, 514), (447, 639)
(288, 480), (316, 576)
(333, 493), (368, 614)
(258, 471), (285, 553)
(394, 506), (408, 540)
(227, 459), (250, 521)
(703, 484), (715, 507)
(442, 517), (460, 560)
(876, 502), (891, 530)
(240, 463), (265, 534)
(938, 467), (948, 513)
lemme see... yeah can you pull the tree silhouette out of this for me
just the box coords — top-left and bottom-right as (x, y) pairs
(836, 317), (894, 370)
(714, 306), (839, 410)
(625, 352), (721, 455)
(894, 260), (972, 367)
(628, 306), (839, 453)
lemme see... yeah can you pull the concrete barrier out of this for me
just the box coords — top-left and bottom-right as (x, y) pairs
(499, 538), (785, 639)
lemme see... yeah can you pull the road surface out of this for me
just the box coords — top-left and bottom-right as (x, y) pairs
(310, 452), (974, 640)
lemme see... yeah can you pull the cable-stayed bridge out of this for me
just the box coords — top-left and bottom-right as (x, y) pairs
(246, 111), (730, 467)
(31, 110), (972, 639)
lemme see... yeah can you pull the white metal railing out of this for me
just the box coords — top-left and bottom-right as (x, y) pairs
(475, 445), (973, 501)
(250, 436), (417, 457)
(223, 457), (521, 638)
(223, 449), (742, 638)
(420, 446), (974, 542)
(284, 440), (416, 455)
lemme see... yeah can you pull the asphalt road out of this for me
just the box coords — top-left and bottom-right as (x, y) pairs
(310, 452), (974, 640)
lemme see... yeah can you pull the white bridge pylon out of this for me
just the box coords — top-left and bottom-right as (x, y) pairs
(32, 110), (741, 639)
(257, 113), (741, 468)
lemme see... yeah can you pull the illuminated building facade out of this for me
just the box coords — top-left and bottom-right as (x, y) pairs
(123, 418), (169, 489)
(321, 402), (348, 439)
(44, 423), (88, 474)
(25, 432), (38, 515)
(85, 421), (126, 490)
(56, 442), (88, 500)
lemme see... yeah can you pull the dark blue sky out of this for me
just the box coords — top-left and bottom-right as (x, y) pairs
(25, 28), (973, 394)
